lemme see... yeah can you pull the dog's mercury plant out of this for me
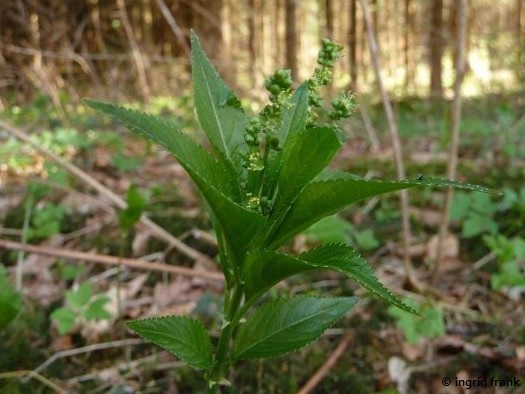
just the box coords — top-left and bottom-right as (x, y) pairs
(86, 32), (495, 392)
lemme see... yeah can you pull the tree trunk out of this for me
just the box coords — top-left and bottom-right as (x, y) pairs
(403, 0), (412, 92)
(221, 0), (236, 86)
(248, 0), (257, 80)
(517, 0), (524, 81)
(191, 0), (224, 73)
(434, 0), (468, 277)
(348, 0), (357, 91)
(325, 0), (334, 39)
(285, 0), (298, 81)
(429, 0), (444, 97)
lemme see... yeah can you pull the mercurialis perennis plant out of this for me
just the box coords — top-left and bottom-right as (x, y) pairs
(86, 31), (495, 392)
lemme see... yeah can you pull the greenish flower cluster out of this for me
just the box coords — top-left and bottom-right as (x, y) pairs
(328, 92), (358, 120)
(241, 38), (357, 214)
(307, 38), (344, 109)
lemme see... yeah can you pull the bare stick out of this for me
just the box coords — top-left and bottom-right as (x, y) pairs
(297, 332), (353, 394)
(32, 338), (144, 376)
(116, 0), (151, 97)
(0, 239), (224, 281)
(360, 0), (421, 289)
(154, 0), (190, 57)
(434, 0), (468, 277)
(0, 119), (212, 265)
(0, 370), (67, 394)
(358, 99), (380, 152)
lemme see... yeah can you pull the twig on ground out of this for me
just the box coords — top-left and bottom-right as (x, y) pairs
(0, 370), (67, 394)
(31, 338), (145, 376)
(67, 352), (183, 384)
(0, 239), (224, 281)
(297, 332), (354, 394)
(469, 252), (496, 272)
(0, 119), (213, 266)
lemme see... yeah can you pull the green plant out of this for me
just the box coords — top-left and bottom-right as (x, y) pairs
(51, 282), (111, 335)
(86, 32), (493, 392)
(28, 203), (67, 241)
(304, 215), (379, 250)
(484, 235), (525, 291)
(450, 192), (499, 238)
(388, 298), (446, 344)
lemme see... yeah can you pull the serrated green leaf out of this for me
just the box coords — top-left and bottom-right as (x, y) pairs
(51, 307), (76, 335)
(66, 283), (92, 309)
(190, 30), (247, 170)
(127, 315), (213, 369)
(233, 296), (357, 360)
(278, 84), (309, 145)
(269, 175), (498, 249)
(388, 300), (445, 344)
(204, 187), (265, 269)
(272, 126), (342, 215)
(299, 244), (415, 313)
(84, 99), (237, 201)
(264, 85), (309, 193)
(85, 99), (264, 276)
(0, 267), (22, 330)
(85, 297), (112, 320)
(243, 250), (312, 300)
(243, 244), (414, 313)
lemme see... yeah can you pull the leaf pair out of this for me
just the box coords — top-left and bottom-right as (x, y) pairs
(128, 295), (357, 367)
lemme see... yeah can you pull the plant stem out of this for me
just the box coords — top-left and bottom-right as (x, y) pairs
(206, 286), (244, 393)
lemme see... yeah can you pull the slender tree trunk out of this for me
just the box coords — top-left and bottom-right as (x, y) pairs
(325, 0), (334, 39)
(403, 0), (412, 92)
(248, 0), (257, 81)
(117, 0), (151, 97)
(360, 0), (422, 290)
(285, 0), (298, 81)
(221, 0), (236, 86)
(517, 0), (524, 81)
(434, 0), (468, 277)
(349, 0), (379, 152)
(274, 0), (283, 67)
(155, 0), (190, 57)
(348, 0), (358, 91)
(429, 0), (444, 97)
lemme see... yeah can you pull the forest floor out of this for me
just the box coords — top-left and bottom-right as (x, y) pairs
(0, 92), (524, 393)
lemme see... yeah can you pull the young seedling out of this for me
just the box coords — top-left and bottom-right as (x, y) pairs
(86, 32), (494, 392)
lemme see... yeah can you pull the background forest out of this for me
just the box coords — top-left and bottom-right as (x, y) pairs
(0, 0), (524, 393)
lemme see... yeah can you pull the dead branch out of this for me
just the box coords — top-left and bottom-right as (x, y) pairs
(31, 338), (144, 376)
(359, 0), (422, 291)
(434, 0), (468, 277)
(154, 0), (190, 57)
(0, 119), (213, 266)
(298, 332), (354, 394)
(0, 239), (224, 282)
(116, 0), (151, 97)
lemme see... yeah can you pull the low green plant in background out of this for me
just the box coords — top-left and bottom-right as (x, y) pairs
(51, 282), (111, 335)
(484, 235), (525, 291)
(0, 267), (22, 331)
(86, 32), (494, 392)
(388, 298), (446, 344)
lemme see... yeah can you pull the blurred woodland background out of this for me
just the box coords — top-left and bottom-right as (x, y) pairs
(0, 0), (523, 104)
(0, 1), (524, 393)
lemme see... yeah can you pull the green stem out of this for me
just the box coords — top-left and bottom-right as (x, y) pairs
(206, 286), (244, 393)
